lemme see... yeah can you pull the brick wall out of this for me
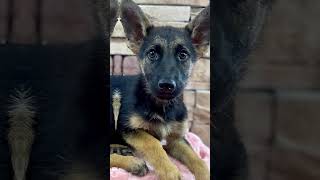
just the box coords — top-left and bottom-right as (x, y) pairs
(110, 0), (210, 145)
(0, 0), (98, 44)
(235, 1), (320, 180)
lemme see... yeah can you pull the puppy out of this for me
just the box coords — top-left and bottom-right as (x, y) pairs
(110, 0), (210, 179)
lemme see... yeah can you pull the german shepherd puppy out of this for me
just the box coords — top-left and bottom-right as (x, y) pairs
(110, 0), (210, 179)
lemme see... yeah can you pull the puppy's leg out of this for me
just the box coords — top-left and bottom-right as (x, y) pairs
(110, 144), (148, 176)
(110, 144), (134, 156)
(124, 130), (181, 180)
(165, 137), (210, 180)
(110, 153), (148, 176)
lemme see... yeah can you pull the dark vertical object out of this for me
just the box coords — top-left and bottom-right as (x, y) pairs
(0, 0), (8, 43)
(11, 0), (38, 43)
(6, 0), (13, 43)
(41, 0), (98, 44)
(106, 0), (112, 173)
(212, 0), (271, 180)
(35, 0), (42, 44)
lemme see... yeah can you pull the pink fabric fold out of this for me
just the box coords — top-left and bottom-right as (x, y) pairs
(110, 132), (210, 180)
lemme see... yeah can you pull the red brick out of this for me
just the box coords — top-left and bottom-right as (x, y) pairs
(0, 0), (8, 44)
(270, 146), (320, 180)
(235, 91), (273, 180)
(195, 90), (210, 110)
(269, 91), (320, 180)
(240, 65), (320, 89)
(249, 0), (320, 66)
(193, 107), (209, 125)
(184, 90), (196, 130)
(10, 0), (38, 43)
(113, 55), (122, 75)
(186, 59), (210, 90)
(235, 92), (272, 147)
(191, 90), (210, 145)
(275, 92), (320, 155)
(185, 82), (210, 90)
(109, 57), (113, 75)
(123, 56), (140, 75)
(193, 90), (210, 126)
(184, 90), (196, 108)
(41, 0), (97, 44)
(190, 58), (210, 83)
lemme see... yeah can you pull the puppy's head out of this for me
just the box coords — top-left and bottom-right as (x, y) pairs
(120, 0), (210, 101)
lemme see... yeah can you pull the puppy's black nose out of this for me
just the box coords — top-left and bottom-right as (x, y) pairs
(158, 79), (176, 93)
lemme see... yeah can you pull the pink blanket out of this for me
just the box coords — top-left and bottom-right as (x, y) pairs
(110, 132), (210, 180)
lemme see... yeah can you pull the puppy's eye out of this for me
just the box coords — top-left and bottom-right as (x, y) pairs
(177, 50), (189, 61)
(147, 49), (159, 61)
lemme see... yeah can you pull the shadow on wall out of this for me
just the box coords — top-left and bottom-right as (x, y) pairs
(235, 0), (320, 180)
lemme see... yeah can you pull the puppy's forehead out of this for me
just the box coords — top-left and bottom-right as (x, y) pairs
(147, 27), (191, 46)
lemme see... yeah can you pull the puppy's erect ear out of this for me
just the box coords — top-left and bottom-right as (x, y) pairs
(110, 0), (119, 34)
(186, 6), (210, 57)
(120, 0), (152, 54)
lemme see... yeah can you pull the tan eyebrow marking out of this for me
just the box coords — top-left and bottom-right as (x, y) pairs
(169, 37), (185, 49)
(153, 35), (167, 46)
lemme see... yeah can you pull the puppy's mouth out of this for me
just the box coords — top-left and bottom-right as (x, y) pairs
(156, 93), (176, 100)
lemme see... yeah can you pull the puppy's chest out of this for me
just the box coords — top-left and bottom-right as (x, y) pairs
(112, 89), (188, 140)
(127, 113), (188, 140)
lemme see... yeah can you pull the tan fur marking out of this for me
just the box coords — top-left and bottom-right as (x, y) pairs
(128, 114), (172, 140)
(169, 37), (185, 49)
(169, 121), (189, 138)
(112, 89), (122, 130)
(124, 130), (181, 180)
(110, 153), (148, 176)
(153, 35), (167, 46)
(165, 138), (210, 180)
(8, 89), (36, 180)
(110, 144), (128, 149)
(128, 114), (188, 140)
(150, 113), (165, 122)
(129, 114), (151, 131)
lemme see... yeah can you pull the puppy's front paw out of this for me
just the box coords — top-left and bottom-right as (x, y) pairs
(193, 160), (210, 180)
(129, 158), (149, 176)
(110, 153), (149, 177)
(158, 164), (181, 180)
